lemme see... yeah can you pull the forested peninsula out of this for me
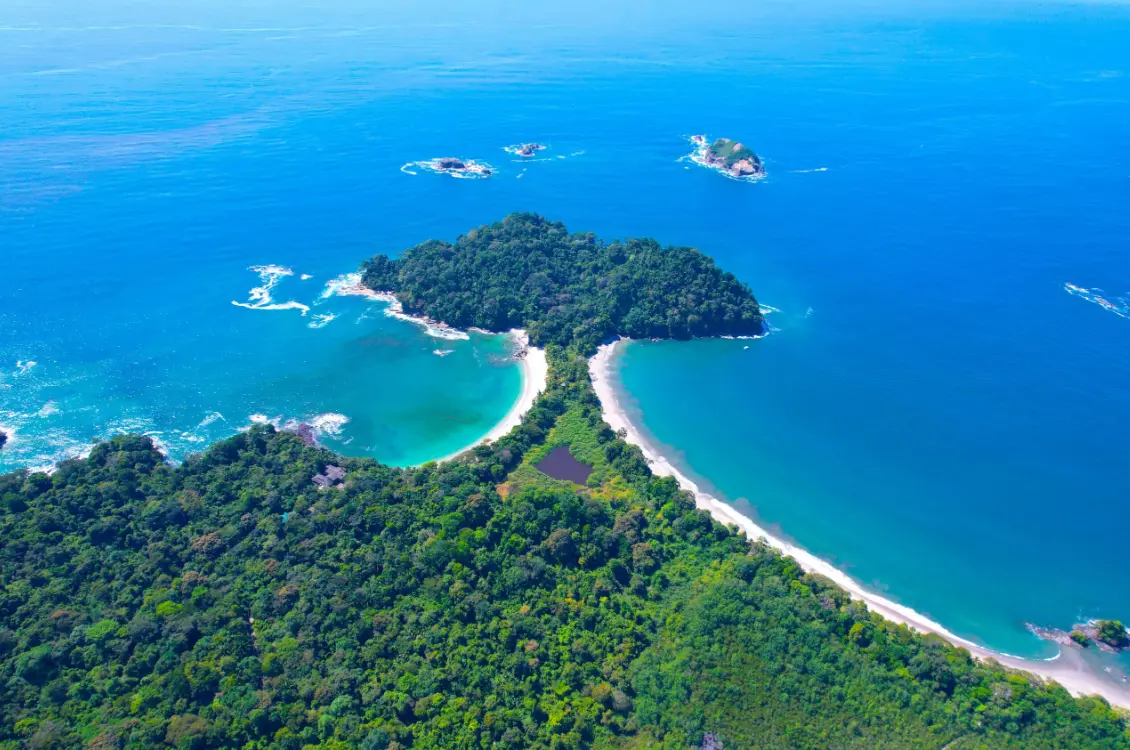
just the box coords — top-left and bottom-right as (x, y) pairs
(360, 213), (764, 354)
(2, 215), (1129, 749)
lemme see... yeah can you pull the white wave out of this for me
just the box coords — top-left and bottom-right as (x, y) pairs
(417, 321), (470, 340)
(35, 401), (59, 418)
(308, 313), (337, 329)
(143, 431), (170, 458)
(760, 304), (782, 314)
(320, 272), (384, 300)
(105, 417), (154, 436)
(403, 158), (493, 179)
(503, 143), (548, 157)
(231, 264), (310, 315)
(15, 360), (37, 376)
(25, 436), (93, 474)
(310, 412), (349, 436)
(1065, 281), (1130, 319)
(433, 349), (454, 357)
(300, 273), (313, 281)
(790, 167), (828, 173)
(249, 413), (278, 426)
(325, 274), (470, 339)
(197, 411), (225, 428)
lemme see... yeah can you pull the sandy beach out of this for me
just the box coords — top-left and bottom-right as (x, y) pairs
(589, 339), (1130, 709)
(427, 329), (548, 464)
(326, 276), (549, 465)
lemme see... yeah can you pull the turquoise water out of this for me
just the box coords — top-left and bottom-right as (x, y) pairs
(3, 0), (1130, 670)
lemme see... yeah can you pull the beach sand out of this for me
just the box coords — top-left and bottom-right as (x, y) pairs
(427, 329), (548, 464)
(589, 339), (1130, 709)
(326, 277), (549, 466)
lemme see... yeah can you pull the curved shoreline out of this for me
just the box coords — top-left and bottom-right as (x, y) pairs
(589, 339), (1130, 708)
(327, 276), (549, 464)
(424, 329), (548, 465)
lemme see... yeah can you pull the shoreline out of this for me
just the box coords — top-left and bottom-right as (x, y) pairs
(326, 276), (549, 465)
(589, 339), (1130, 709)
(424, 329), (548, 465)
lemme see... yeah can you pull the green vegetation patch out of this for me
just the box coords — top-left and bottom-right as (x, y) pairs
(709, 138), (761, 168)
(2, 216), (1127, 749)
(361, 213), (764, 354)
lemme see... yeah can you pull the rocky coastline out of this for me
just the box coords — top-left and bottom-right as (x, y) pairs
(1028, 619), (1130, 653)
(690, 134), (765, 180)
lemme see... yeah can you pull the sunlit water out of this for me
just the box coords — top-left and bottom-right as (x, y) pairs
(2, 0), (1129, 673)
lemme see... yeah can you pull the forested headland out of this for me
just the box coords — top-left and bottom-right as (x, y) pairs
(360, 213), (764, 354)
(2, 216), (1128, 749)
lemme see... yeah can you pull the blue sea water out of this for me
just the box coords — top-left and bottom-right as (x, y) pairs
(2, 0), (1130, 672)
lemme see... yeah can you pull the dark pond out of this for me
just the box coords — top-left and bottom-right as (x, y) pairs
(536, 445), (593, 484)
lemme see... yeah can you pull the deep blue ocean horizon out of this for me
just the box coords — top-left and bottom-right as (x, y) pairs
(2, 0), (1129, 677)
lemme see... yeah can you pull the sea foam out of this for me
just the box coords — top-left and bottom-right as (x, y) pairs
(1065, 282), (1130, 319)
(310, 412), (349, 436)
(232, 264), (311, 315)
(322, 272), (470, 340)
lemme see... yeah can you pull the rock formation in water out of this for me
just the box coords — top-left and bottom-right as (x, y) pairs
(434, 157), (492, 177)
(515, 143), (546, 157)
(691, 134), (765, 179)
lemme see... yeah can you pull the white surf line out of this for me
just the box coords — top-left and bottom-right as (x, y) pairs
(589, 338), (1130, 709)
(320, 275), (549, 463)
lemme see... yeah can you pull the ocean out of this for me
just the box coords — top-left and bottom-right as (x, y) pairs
(2, 0), (1129, 671)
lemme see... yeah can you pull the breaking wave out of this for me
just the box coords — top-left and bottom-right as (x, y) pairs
(232, 264), (311, 315)
(1065, 282), (1130, 319)
(310, 412), (349, 436)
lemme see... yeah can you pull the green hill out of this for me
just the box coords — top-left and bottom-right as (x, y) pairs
(361, 213), (764, 354)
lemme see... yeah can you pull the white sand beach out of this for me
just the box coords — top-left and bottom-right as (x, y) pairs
(325, 276), (549, 465)
(589, 339), (1130, 709)
(427, 329), (548, 464)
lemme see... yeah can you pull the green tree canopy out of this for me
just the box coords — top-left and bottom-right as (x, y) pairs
(361, 213), (764, 354)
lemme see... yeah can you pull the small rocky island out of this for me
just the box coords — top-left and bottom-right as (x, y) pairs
(690, 134), (765, 180)
(0, 429), (7, 452)
(1029, 619), (1130, 653)
(403, 157), (493, 178)
(505, 142), (547, 157)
